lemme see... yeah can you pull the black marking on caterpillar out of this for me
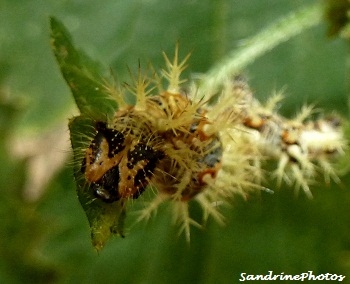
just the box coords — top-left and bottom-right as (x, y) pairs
(82, 121), (165, 203)
(92, 166), (120, 203)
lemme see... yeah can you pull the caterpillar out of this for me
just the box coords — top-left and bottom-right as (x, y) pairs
(229, 76), (345, 198)
(77, 47), (346, 240)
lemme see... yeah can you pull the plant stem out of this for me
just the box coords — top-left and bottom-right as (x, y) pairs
(199, 2), (324, 96)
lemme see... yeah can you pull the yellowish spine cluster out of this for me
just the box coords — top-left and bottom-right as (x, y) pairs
(229, 79), (346, 198)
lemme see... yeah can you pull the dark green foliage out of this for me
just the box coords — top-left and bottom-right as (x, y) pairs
(325, 0), (350, 37)
(50, 17), (117, 119)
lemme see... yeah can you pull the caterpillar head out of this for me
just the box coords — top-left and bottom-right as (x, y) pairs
(82, 121), (164, 202)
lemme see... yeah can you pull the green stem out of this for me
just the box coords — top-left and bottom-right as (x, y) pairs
(199, 2), (324, 96)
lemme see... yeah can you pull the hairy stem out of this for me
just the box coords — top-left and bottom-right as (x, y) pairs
(199, 2), (324, 96)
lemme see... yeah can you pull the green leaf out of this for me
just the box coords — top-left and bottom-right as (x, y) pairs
(51, 16), (126, 250)
(50, 16), (118, 119)
(68, 116), (126, 251)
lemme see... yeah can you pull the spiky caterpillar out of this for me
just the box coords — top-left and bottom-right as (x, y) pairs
(230, 77), (346, 198)
(80, 48), (346, 239)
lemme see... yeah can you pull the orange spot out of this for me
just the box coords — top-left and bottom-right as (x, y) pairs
(244, 116), (265, 129)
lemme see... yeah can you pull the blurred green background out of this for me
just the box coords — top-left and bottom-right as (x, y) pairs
(1, 0), (349, 283)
